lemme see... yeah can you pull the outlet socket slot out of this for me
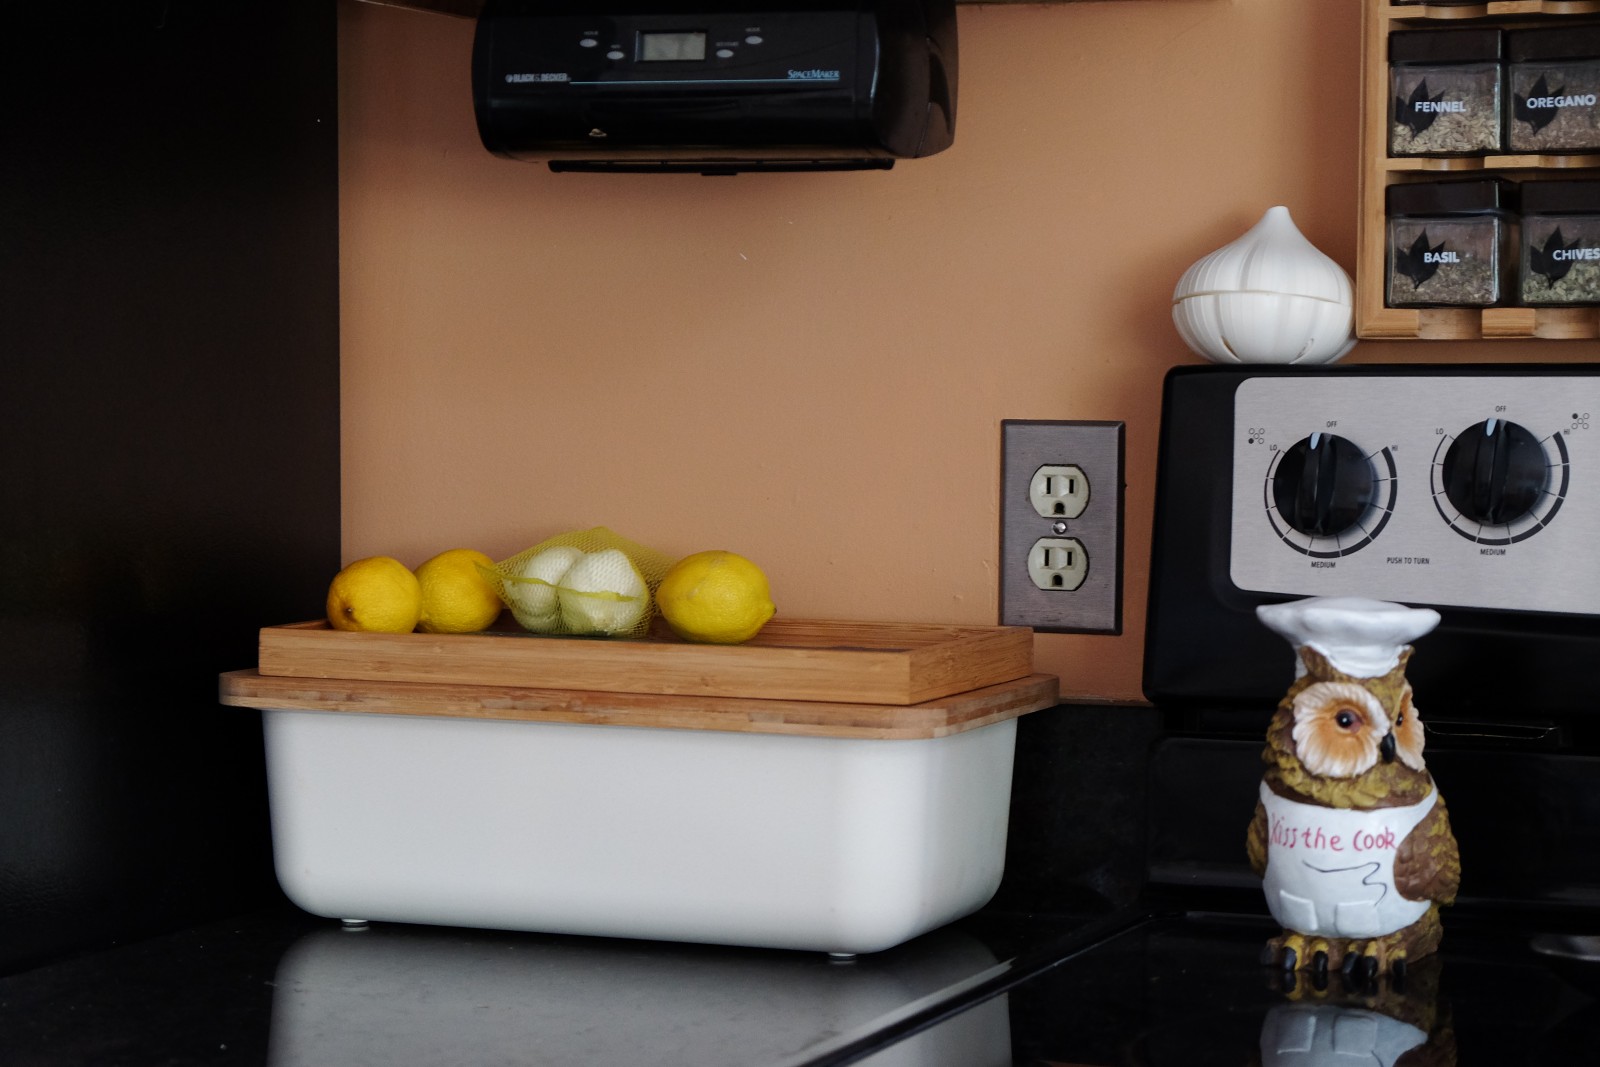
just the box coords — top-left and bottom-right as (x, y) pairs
(1028, 536), (1088, 591)
(1030, 464), (1090, 519)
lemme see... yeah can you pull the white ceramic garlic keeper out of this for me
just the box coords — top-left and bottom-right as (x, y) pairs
(258, 707), (1021, 956)
(1172, 206), (1357, 365)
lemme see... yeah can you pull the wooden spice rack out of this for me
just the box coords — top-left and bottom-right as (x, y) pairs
(1359, 1), (1600, 339)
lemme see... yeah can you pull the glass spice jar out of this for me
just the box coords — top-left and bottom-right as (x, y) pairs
(1519, 180), (1600, 305)
(1386, 179), (1517, 308)
(1389, 28), (1504, 157)
(1507, 26), (1600, 153)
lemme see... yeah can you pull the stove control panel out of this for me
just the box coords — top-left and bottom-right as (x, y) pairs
(1230, 374), (1597, 614)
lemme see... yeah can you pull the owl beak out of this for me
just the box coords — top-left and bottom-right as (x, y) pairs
(1379, 731), (1397, 764)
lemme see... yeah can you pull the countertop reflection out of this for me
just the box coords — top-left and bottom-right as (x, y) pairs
(266, 920), (1007, 1067)
(0, 903), (1069, 1066)
(881, 912), (1600, 1067)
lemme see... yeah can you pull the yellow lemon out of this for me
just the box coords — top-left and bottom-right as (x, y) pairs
(656, 550), (775, 644)
(326, 556), (422, 633)
(415, 548), (504, 634)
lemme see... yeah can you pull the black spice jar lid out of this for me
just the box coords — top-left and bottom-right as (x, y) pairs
(1522, 180), (1600, 215)
(1508, 25), (1600, 64)
(1390, 28), (1504, 66)
(1387, 178), (1518, 216)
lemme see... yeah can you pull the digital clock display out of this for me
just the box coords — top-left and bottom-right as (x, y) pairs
(638, 31), (706, 62)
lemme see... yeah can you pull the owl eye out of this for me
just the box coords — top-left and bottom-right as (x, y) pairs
(1290, 680), (1390, 778)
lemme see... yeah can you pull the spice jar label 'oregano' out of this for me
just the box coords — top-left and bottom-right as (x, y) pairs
(1510, 66), (1600, 151)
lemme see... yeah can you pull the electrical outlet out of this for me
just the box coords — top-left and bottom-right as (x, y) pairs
(1000, 420), (1124, 634)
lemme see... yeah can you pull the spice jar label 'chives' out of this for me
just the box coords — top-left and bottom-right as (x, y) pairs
(1527, 227), (1584, 282)
(1517, 180), (1600, 306)
(1522, 224), (1600, 304)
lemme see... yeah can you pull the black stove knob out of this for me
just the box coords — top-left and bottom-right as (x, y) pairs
(1441, 419), (1548, 525)
(1271, 433), (1375, 538)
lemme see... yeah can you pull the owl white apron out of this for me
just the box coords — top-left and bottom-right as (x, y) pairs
(1260, 781), (1437, 939)
(1258, 1004), (1427, 1067)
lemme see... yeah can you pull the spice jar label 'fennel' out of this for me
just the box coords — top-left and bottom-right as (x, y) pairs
(1388, 28), (1504, 157)
(1390, 72), (1501, 155)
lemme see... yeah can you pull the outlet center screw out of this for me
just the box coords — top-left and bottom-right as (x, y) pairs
(1052, 520), (1069, 534)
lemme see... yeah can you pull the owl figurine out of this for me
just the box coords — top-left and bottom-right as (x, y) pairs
(1247, 597), (1461, 981)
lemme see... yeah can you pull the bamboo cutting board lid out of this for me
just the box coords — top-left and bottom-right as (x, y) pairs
(219, 670), (1059, 741)
(255, 617), (1037, 707)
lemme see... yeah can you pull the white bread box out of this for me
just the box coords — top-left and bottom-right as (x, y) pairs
(221, 617), (1055, 955)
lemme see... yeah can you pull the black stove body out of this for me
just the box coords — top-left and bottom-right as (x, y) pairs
(856, 364), (1600, 1066)
(1142, 365), (1600, 918)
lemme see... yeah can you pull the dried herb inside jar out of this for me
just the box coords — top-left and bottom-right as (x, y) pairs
(1386, 180), (1515, 308)
(1508, 27), (1600, 153)
(1389, 29), (1504, 157)
(1519, 181), (1600, 305)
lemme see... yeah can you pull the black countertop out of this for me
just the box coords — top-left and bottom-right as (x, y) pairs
(10, 901), (1600, 1065)
(0, 902), (1107, 1067)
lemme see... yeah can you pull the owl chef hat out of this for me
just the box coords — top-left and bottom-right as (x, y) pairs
(1256, 596), (1441, 679)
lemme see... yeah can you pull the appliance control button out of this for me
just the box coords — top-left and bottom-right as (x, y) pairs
(1270, 433), (1375, 538)
(579, 38), (599, 48)
(745, 35), (764, 45)
(606, 49), (624, 60)
(716, 47), (735, 58)
(1441, 418), (1549, 525)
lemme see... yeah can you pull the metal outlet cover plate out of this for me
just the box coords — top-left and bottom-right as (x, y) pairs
(1000, 420), (1124, 634)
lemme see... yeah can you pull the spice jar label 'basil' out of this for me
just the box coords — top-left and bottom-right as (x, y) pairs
(1385, 178), (1512, 308)
(1394, 231), (1455, 288)
(1387, 220), (1501, 306)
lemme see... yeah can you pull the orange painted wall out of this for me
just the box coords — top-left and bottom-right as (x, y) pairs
(338, 0), (1599, 703)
